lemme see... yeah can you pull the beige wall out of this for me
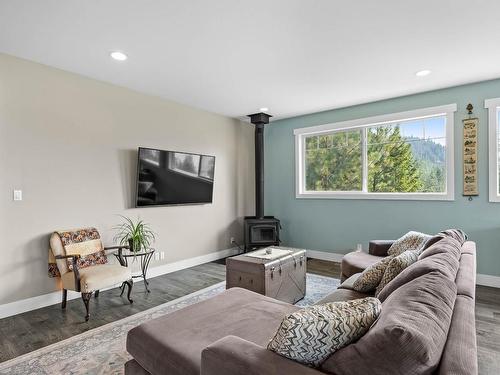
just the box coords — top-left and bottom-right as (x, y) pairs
(0, 53), (254, 305)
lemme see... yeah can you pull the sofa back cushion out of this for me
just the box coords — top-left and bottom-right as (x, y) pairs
(321, 271), (457, 375)
(419, 236), (461, 261)
(438, 229), (468, 245)
(376, 237), (461, 302)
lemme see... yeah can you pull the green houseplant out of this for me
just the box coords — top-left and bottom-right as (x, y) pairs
(114, 216), (156, 253)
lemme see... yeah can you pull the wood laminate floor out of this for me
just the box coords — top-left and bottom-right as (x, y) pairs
(0, 258), (498, 375)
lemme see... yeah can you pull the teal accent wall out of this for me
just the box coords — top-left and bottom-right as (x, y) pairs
(265, 79), (500, 277)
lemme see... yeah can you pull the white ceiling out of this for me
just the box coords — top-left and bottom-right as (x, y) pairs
(1, 1), (500, 120)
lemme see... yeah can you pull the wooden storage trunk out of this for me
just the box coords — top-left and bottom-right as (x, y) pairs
(226, 248), (306, 304)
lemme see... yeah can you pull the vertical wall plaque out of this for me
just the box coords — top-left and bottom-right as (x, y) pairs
(463, 117), (478, 197)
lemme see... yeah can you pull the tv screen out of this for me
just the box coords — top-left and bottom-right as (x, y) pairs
(136, 147), (215, 207)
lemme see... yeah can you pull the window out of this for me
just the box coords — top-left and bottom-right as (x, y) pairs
(168, 152), (215, 181)
(294, 104), (456, 200)
(485, 98), (500, 202)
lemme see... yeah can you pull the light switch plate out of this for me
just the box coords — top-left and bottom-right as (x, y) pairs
(13, 190), (22, 201)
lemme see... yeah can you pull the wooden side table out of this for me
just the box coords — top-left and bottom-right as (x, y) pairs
(115, 248), (155, 293)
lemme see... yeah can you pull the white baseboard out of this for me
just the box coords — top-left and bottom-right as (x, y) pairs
(476, 273), (500, 288)
(147, 247), (239, 278)
(0, 247), (240, 320)
(306, 249), (345, 263)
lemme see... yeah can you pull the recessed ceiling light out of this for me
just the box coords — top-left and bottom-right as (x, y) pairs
(110, 51), (128, 61)
(259, 107), (269, 112)
(416, 69), (431, 77)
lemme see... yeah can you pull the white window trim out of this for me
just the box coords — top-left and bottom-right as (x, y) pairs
(485, 98), (500, 202)
(294, 104), (457, 201)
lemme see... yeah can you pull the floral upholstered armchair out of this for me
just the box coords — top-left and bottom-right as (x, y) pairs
(49, 227), (133, 321)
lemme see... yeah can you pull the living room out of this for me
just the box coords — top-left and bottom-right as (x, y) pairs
(0, 1), (498, 374)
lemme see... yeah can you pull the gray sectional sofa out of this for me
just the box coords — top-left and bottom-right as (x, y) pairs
(125, 236), (477, 375)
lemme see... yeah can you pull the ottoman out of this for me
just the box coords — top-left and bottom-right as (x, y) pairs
(126, 287), (299, 375)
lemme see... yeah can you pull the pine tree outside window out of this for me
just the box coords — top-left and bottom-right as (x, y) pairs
(295, 104), (456, 200)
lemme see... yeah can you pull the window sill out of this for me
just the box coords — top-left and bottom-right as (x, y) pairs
(296, 191), (454, 201)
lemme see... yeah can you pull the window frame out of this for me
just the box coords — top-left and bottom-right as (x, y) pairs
(294, 104), (457, 201)
(485, 98), (500, 202)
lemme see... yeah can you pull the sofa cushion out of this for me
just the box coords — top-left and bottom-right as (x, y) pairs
(438, 229), (468, 245)
(127, 287), (299, 375)
(419, 236), (462, 260)
(375, 250), (419, 296)
(322, 271), (457, 375)
(352, 256), (393, 293)
(315, 289), (371, 304)
(268, 298), (381, 367)
(376, 237), (461, 302)
(421, 234), (444, 251)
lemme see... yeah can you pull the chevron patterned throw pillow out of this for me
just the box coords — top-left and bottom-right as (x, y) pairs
(375, 250), (419, 296)
(267, 297), (382, 367)
(353, 256), (394, 292)
(387, 231), (431, 256)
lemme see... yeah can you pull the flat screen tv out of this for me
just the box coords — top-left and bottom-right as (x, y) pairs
(136, 147), (215, 207)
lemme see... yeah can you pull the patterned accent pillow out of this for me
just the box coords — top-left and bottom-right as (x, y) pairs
(56, 228), (107, 270)
(267, 297), (382, 367)
(353, 256), (394, 293)
(375, 250), (419, 296)
(387, 231), (431, 257)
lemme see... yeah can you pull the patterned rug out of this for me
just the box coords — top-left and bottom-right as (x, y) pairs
(0, 273), (339, 375)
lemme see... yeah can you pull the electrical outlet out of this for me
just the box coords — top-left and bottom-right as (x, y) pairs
(155, 253), (160, 261)
(160, 251), (165, 260)
(230, 237), (235, 244)
(356, 243), (362, 251)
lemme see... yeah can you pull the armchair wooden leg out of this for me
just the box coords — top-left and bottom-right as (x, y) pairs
(124, 279), (134, 304)
(94, 290), (99, 298)
(81, 292), (92, 321)
(61, 289), (67, 309)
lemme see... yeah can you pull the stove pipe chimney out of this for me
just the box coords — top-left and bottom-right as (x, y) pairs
(248, 112), (272, 219)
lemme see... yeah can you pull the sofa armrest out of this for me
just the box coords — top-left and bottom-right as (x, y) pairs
(201, 336), (324, 375)
(368, 240), (394, 256)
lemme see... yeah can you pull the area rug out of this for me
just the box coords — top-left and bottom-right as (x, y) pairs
(0, 273), (339, 375)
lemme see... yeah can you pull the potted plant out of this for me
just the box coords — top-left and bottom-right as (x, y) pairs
(114, 215), (156, 254)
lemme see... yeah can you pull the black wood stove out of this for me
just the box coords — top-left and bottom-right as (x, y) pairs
(244, 112), (281, 251)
